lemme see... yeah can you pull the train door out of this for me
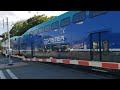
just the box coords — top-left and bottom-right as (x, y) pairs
(101, 32), (111, 62)
(90, 31), (110, 61)
(90, 32), (102, 61)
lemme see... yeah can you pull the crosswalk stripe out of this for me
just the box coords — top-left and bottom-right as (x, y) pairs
(0, 70), (6, 79)
(6, 69), (18, 79)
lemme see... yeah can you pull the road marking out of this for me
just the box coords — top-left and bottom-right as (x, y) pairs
(0, 70), (6, 79)
(92, 68), (108, 72)
(43, 63), (109, 78)
(6, 69), (18, 79)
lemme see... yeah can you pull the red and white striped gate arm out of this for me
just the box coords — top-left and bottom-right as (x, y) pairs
(11, 55), (120, 70)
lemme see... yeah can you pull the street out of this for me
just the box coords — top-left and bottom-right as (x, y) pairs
(0, 54), (115, 79)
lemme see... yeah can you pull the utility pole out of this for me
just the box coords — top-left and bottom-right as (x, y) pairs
(3, 19), (4, 29)
(6, 17), (10, 49)
(6, 17), (13, 65)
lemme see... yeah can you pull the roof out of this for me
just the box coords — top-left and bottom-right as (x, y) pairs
(22, 11), (81, 37)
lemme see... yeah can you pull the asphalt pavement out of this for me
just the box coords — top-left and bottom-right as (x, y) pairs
(0, 54), (114, 79)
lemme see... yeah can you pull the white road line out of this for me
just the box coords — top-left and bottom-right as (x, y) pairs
(92, 68), (108, 72)
(6, 69), (18, 79)
(0, 70), (6, 79)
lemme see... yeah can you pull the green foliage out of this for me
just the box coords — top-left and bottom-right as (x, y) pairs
(0, 40), (2, 50)
(9, 14), (57, 37)
(0, 14), (57, 50)
(2, 32), (8, 41)
(9, 20), (28, 37)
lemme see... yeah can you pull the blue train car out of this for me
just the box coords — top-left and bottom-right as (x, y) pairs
(10, 36), (20, 55)
(11, 11), (120, 64)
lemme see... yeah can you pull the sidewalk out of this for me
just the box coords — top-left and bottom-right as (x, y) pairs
(0, 55), (28, 69)
(0, 62), (28, 69)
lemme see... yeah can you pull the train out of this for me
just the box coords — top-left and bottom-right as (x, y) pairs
(2, 11), (120, 70)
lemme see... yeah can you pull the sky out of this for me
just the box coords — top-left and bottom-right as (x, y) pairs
(0, 11), (67, 36)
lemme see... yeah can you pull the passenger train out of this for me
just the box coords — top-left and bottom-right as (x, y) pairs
(2, 11), (120, 70)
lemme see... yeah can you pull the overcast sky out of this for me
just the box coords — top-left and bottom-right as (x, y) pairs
(0, 11), (67, 35)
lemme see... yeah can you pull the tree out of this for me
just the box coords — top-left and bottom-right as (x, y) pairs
(2, 32), (8, 41)
(10, 20), (27, 37)
(0, 40), (2, 50)
(10, 14), (57, 37)
(49, 16), (56, 20)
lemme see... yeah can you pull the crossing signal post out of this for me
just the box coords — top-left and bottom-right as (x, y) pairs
(4, 17), (13, 65)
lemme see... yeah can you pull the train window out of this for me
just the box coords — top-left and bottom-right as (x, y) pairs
(90, 11), (108, 18)
(21, 43), (28, 47)
(60, 17), (70, 27)
(73, 43), (84, 49)
(32, 31), (34, 35)
(51, 21), (59, 30)
(14, 44), (18, 49)
(93, 41), (98, 54)
(29, 31), (33, 36)
(38, 46), (43, 52)
(43, 46), (51, 52)
(33, 30), (36, 35)
(103, 40), (109, 55)
(79, 43), (84, 49)
(34, 29), (39, 35)
(51, 45), (59, 51)
(44, 25), (50, 32)
(72, 11), (86, 23)
(60, 44), (70, 52)
(38, 27), (43, 33)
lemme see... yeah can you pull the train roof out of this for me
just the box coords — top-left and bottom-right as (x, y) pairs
(22, 11), (81, 37)
(10, 36), (21, 40)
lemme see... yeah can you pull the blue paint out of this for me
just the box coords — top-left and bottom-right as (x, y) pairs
(9, 11), (120, 62)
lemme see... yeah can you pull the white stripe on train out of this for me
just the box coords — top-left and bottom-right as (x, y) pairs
(12, 48), (120, 52)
